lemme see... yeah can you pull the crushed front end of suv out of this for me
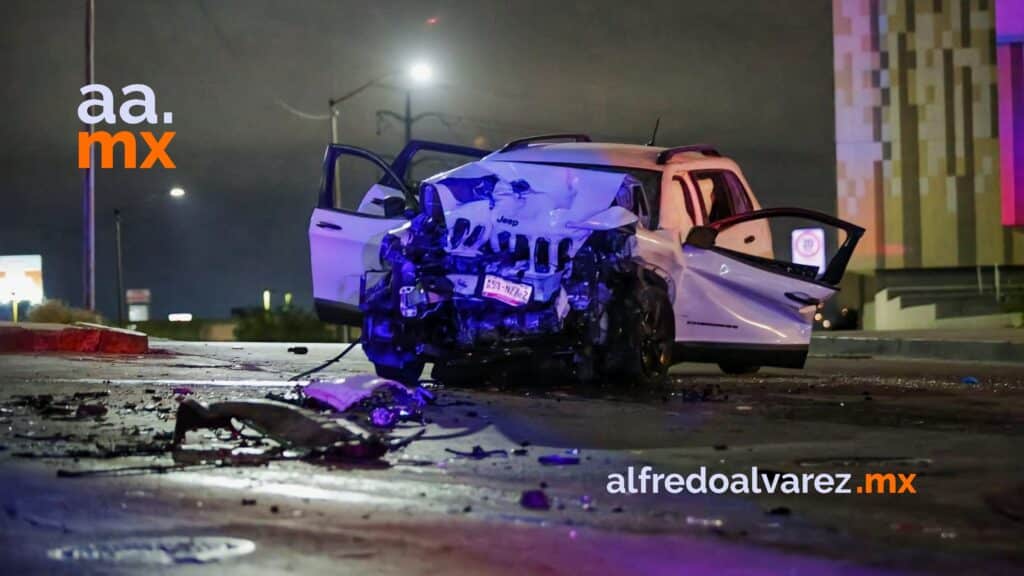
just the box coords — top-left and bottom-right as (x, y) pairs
(309, 135), (863, 385)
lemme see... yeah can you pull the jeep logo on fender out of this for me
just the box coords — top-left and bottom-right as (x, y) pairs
(77, 83), (175, 169)
(496, 215), (519, 226)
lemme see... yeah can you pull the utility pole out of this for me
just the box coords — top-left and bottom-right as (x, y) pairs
(328, 76), (385, 207)
(404, 91), (412, 145)
(114, 209), (125, 326)
(82, 0), (96, 310)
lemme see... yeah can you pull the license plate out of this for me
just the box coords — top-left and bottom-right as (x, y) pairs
(481, 275), (533, 306)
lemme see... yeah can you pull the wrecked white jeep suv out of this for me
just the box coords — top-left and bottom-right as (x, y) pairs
(309, 135), (862, 385)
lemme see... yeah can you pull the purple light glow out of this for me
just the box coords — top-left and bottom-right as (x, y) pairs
(997, 0), (1024, 227)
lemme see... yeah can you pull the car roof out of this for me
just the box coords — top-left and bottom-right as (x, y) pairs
(482, 141), (716, 172)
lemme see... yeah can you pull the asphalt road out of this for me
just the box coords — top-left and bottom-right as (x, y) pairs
(0, 342), (1022, 575)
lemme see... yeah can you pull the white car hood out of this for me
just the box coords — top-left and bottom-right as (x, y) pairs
(422, 160), (637, 268)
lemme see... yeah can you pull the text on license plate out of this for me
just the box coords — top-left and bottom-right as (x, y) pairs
(481, 275), (533, 306)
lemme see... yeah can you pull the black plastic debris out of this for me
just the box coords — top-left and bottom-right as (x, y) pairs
(444, 445), (507, 460)
(520, 489), (551, 510)
(172, 398), (388, 462)
(287, 346), (309, 355)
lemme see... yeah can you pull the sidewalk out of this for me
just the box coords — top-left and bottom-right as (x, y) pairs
(811, 328), (1024, 364)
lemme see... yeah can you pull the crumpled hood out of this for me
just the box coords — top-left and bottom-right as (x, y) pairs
(421, 160), (637, 266)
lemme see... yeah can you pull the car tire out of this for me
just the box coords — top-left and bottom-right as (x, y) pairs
(375, 361), (425, 385)
(718, 363), (761, 375)
(608, 281), (674, 388)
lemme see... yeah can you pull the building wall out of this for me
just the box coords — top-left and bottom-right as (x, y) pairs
(834, 0), (1024, 271)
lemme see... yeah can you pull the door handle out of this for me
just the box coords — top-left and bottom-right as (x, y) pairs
(785, 291), (821, 306)
(744, 235), (755, 244)
(316, 221), (342, 230)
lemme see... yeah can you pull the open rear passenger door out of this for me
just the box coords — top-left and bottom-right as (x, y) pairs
(676, 208), (863, 368)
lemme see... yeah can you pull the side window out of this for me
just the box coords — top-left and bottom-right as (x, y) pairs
(692, 170), (753, 222)
(333, 153), (388, 212)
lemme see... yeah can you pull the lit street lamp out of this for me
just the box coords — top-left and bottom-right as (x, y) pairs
(328, 61), (435, 145)
(169, 187), (186, 198)
(327, 61), (437, 207)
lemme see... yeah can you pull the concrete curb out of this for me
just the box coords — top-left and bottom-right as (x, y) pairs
(810, 334), (1024, 364)
(0, 322), (148, 354)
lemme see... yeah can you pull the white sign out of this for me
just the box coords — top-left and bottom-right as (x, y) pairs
(791, 228), (825, 274)
(0, 255), (44, 304)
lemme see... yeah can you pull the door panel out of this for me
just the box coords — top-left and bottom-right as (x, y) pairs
(678, 244), (835, 347)
(309, 208), (405, 310)
(676, 208), (864, 367)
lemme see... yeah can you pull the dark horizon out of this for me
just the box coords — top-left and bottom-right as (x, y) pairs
(0, 0), (835, 319)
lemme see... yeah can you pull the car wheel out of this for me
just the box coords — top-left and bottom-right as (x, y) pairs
(609, 282), (674, 387)
(718, 363), (761, 375)
(375, 361), (425, 385)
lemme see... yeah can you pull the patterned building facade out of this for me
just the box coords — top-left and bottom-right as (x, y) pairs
(834, 0), (1024, 271)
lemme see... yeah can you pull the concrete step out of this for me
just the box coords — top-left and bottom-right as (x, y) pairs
(0, 322), (148, 354)
(811, 329), (1024, 364)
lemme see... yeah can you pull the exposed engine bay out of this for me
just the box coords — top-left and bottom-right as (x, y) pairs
(360, 162), (649, 381)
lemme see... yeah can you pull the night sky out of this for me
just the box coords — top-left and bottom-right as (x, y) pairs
(0, 0), (835, 319)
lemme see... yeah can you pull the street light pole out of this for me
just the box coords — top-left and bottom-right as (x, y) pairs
(404, 91), (412, 145)
(82, 0), (96, 310)
(114, 209), (125, 326)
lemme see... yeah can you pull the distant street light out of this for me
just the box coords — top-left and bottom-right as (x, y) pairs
(376, 60), (441, 146)
(409, 61), (433, 84)
(169, 187), (186, 198)
(327, 60), (440, 206)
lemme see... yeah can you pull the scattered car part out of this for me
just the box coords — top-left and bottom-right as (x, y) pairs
(520, 489), (551, 510)
(172, 398), (388, 461)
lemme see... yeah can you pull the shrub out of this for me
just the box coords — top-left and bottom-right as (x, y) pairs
(233, 307), (338, 342)
(27, 300), (105, 325)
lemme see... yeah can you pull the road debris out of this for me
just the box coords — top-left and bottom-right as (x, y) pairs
(444, 445), (508, 460)
(287, 346), (309, 355)
(520, 489), (551, 510)
(172, 398), (389, 462)
(75, 403), (108, 418)
(47, 536), (255, 565)
(538, 450), (581, 466)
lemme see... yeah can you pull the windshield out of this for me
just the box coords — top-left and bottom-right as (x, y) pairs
(515, 162), (662, 229)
